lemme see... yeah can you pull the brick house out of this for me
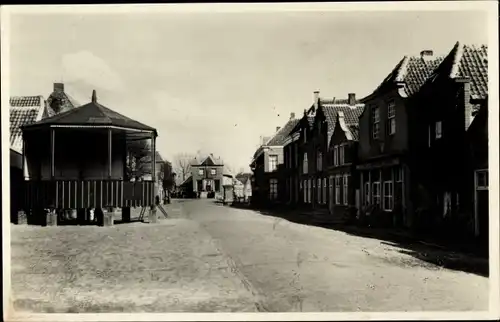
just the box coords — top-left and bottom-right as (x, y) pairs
(410, 42), (488, 238)
(250, 114), (299, 207)
(327, 107), (364, 221)
(357, 50), (443, 228)
(190, 154), (226, 198)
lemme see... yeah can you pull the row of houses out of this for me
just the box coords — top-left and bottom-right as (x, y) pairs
(250, 42), (489, 244)
(9, 83), (170, 224)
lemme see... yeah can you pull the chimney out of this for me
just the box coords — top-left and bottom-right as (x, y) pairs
(348, 93), (356, 106)
(313, 90), (320, 111)
(420, 50), (434, 60)
(54, 83), (64, 92)
(276, 126), (281, 132)
(290, 112), (295, 120)
(92, 90), (97, 103)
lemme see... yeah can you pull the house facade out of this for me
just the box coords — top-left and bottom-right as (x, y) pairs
(357, 50), (443, 228)
(283, 91), (363, 220)
(410, 43), (488, 239)
(250, 114), (299, 207)
(190, 154), (225, 197)
(235, 173), (253, 202)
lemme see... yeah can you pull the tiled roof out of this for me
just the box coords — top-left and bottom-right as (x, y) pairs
(23, 95), (157, 133)
(10, 96), (43, 107)
(266, 118), (300, 146)
(427, 42), (488, 100)
(9, 96), (44, 153)
(369, 53), (444, 98)
(191, 154), (224, 166)
(321, 98), (364, 144)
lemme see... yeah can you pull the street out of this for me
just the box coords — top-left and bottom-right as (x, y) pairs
(10, 199), (488, 313)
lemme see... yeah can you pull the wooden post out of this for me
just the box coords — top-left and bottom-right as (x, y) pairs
(50, 128), (55, 179)
(108, 129), (112, 179)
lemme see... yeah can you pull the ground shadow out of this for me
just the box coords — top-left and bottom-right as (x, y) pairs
(234, 204), (489, 278)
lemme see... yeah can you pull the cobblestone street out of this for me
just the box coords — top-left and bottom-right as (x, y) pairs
(10, 199), (489, 313)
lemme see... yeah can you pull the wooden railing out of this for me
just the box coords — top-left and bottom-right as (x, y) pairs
(23, 180), (155, 210)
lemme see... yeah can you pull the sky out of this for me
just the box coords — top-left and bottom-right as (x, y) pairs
(7, 6), (490, 173)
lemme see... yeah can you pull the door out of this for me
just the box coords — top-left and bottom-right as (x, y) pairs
(477, 190), (488, 243)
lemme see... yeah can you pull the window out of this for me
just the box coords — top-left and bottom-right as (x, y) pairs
(428, 125), (432, 147)
(269, 155), (278, 171)
(302, 180), (306, 203)
(383, 181), (394, 211)
(304, 129), (307, 143)
(364, 182), (371, 205)
(476, 170), (488, 189)
(333, 146), (339, 166)
(435, 121), (442, 139)
(303, 153), (308, 174)
(388, 101), (396, 135)
(372, 182), (381, 205)
(317, 178), (321, 204)
(211, 168), (217, 175)
(323, 178), (327, 204)
(335, 176), (341, 205)
(372, 106), (380, 139)
(198, 168), (204, 176)
(339, 145), (345, 165)
(269, 179), (278, 200)
(317, 151), (323, 171)
(329, 176), (334, 204)
(308, 180), (311, 203)
(396, 167), (403, 183)
(343, 174), (349, 205)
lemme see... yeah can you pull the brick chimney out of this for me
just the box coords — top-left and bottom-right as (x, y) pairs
(54, 83), (64, 92)
(290, 112), (295, 120)
(420, 50), (434, 61)
(313, 90), (320, 111)
(348, 93), (356, 106)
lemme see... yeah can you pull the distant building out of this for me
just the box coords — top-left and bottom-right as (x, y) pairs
(235, 173), (253, 202)
(250, 113), (300, 207)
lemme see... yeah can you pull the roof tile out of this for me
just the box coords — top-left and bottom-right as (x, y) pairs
(266, 118), (300, 146)
(9, 96), (44, 153)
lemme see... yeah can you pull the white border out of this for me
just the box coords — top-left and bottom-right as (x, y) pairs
(2, 2), (499, 321)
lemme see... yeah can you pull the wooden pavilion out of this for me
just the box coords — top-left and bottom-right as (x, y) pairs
(20, 90), (159, 226)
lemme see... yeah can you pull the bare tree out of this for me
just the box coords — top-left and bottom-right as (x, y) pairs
(173, 152), (195, 183)
(126, 139), (152, 181)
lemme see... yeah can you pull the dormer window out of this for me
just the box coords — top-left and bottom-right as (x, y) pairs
(435, 121), (442, 139)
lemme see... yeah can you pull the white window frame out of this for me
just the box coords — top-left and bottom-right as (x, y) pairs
(335, 176), (341, 205)
(317, 178), (321, 204)
(269, 178), (278, 200)
(302, 180), (306, 203)
(435, 121), (442, 139)
(388, 101), (396, 135)
(372, 182), (381, 206)
(329, 176), (334, 205)
(323, 178), (327, 204)
(211, 168), (217, 175)
(339, 144), (345, 165)
(333, 146), (339, 166)
(198, 168), (204, 176)
(343, 174), (349, 205)
(269, 155), (278, 172)
(383, 180), (394, 211)
(372, 106), (380, 139)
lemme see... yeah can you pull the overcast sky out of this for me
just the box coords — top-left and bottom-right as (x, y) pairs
(8, 6), (489, 172)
